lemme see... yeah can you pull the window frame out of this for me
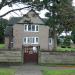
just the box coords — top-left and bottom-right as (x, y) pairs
(24, 24), (39, 32)
(23, 37), (39, 44)
(49, 38), (52, 45)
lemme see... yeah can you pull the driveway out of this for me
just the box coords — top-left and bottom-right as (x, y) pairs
(9, 63), (75, 75)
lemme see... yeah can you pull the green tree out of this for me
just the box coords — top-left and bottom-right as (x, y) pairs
(42, 0), (75, 50)
(71, 26), (75, 44)
(0, 18), (8, 43)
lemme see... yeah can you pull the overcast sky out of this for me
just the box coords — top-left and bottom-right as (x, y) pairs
(0, 2), (49, 20)
(0, 0), (75, 20)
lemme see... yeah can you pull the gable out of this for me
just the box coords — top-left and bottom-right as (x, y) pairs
(18, 9), (45, 25)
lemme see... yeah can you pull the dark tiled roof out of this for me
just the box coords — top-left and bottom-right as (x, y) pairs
(8, 17), (22, 25)
(42, 18), (48, 23)
(4, 26), (13, 36)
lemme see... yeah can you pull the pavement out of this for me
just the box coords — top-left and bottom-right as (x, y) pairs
(9, 63), (75, 75)
(10, 63), (43, 75)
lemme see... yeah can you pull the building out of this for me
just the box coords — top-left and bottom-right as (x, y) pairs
(5, 9), (53, 63)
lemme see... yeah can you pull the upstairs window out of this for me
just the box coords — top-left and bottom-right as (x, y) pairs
(28, 25), (31, 31)
(24, 24), (39, 32)
(32, 25), (35, 31)
(24, 25), (27, 31)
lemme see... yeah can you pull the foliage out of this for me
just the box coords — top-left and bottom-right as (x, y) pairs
(43, 0), (75, 50)
(63, 36), (71, 47)
(42, 69), (75, 75)
(44, 0), (75, 35)
(71, 26), (75, 44)
(0, 18), (8, 43)
(58, 35), (71, 48)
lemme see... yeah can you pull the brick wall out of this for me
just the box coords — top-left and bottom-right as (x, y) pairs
(38, 51), (75, 64)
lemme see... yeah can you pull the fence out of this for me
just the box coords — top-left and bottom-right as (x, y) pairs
(38, 51), (75, 64)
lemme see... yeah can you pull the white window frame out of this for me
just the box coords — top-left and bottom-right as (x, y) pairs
(24, 24), (39, 32)
(23, 37), (39, 44)
(49, 38), (52, 45)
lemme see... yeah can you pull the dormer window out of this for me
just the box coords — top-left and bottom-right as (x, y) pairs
(24, 24), (39, 32)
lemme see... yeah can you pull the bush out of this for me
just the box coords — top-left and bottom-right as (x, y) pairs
(64, 36), (71, 47)
(67, 46), (71, 48)
(61, 44), (66, 48)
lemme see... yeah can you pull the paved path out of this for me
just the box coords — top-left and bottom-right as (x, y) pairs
(10, 63), (75, 75)
(10, 64), (43, 75)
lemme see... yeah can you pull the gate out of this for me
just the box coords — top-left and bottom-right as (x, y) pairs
(22, 45), (40, 63)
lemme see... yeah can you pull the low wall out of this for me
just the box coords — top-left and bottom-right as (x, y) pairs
(38, 51), (75, 64)
(0, 49), (23, 63)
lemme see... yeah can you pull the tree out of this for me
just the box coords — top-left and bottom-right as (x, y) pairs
(42, 0), (75, 50)
(0, 18), (8, 43)
(71, 26), (75, 44)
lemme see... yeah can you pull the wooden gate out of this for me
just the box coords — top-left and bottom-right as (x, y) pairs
(22, 45), (40, 63)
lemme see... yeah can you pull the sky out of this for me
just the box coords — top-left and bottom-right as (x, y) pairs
(0, 0), (75, 20)
(73, 0), (75, 6)
(0, 2), (49, 20)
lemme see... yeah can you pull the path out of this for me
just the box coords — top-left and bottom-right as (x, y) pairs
(10, 63), (75, 75)
(10, 64), (43, 75)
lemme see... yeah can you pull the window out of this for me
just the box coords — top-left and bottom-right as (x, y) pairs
(28, 25), (31, 31)
(24, 24), (39, 32)
(36, 37), (39, 43)
(36, 25), (39, 31)
(49, 38), (52, 45)
(24, 24), (27, 31)
(32, 25), (35, 31)
(23, 37), (39, 44)
(24, 37), (26, 43)
(32, 37), (35, 43)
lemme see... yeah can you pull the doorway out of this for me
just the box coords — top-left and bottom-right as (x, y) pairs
(23, 45), (40, 63)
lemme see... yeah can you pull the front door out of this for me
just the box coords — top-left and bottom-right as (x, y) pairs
(23, 46), (39, 63)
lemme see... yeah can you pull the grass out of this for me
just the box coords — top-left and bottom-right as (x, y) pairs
(39, 63), (75, 67)
(57, 47), (75, 51)
(42, 69), (75, 75)
(0, 68), (15, 75)
(0, 44), (5, 48)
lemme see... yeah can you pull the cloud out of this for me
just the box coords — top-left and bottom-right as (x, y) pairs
(72, 0), (75, 6)
(0, 3), (29, 19)
(0, 0), (75, 20)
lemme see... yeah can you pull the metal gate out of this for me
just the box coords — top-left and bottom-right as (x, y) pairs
(22, 45), (40, 63)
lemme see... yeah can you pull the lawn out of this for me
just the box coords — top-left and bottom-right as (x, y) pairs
(42, 69), (75, 75)
(0, 44), (5, 48)
(0, 68), (15, 75)
(57, 47), (75, 51)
